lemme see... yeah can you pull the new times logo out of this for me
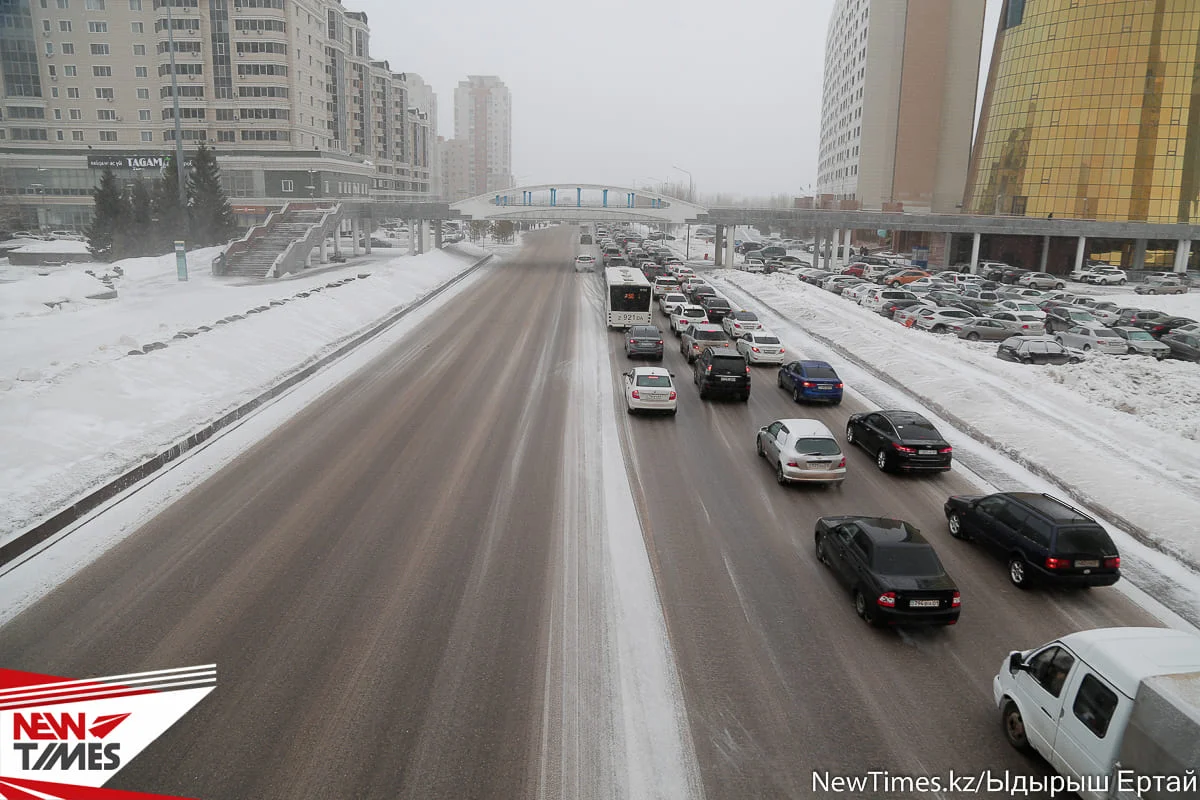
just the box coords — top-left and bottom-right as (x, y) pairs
(1, 664), (216, 800)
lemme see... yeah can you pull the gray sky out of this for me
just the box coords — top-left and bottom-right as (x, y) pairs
(362, 0), (1001, 198)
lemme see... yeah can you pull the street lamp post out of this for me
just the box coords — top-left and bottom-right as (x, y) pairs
(165, 0), (186, 211)
(672, 165), (694, 202)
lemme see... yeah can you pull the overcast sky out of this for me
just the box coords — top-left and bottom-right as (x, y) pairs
(361, 0), (1001, 198)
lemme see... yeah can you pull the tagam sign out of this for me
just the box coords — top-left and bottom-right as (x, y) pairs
(86, 155), (194, 170)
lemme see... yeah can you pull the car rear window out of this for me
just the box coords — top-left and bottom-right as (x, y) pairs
(1055, 526), (1115, 554)
(793, 437), (840, 456)
(805, 366), (839, 379)
(710, 355), (746, 369)
(705, 298), (731, 308)
(754, 335), (781, 344)
(732, 311), (758, 321)
(630, 326), (660, 337)
(893, 419), (941, 440)
(683, 308), (706, 317)
(635, 375), (672, 388)
(873, 545), (944, 577)
(696, 329), (725, 341)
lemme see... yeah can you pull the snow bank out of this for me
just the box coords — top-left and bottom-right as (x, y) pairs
(1098, 290), (1200, 319)
(712, 270), (1200, 569)
(8, 240), (90, 254)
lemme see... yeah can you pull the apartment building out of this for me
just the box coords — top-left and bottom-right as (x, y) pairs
(816, 0), (984, 213)
(451, 75), (511, 197)
(0, 0), (436, 231)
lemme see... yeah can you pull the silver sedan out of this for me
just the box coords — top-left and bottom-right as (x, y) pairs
(956, 317), (1014, 342)
(1054, 324), (1128, 355)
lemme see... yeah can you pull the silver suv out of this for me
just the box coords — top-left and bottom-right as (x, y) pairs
(680, 324), (731, 363)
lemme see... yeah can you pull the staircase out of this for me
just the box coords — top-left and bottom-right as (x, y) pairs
(218, 203), (342, 279)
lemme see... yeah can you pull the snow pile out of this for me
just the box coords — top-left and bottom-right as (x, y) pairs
(712, 270), (1200, 568)
(8, 240), (91, 254)
(0, 245), (485, 541)
(1099, 290), (1200, 320)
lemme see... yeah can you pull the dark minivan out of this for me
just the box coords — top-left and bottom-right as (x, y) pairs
(943, 492), (1121, 589)
(625, 325), (664, 361)
(694, 348), (750, 401)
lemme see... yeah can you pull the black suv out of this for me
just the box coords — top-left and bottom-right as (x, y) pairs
(694, 348), (750, 401)
(943, 492), (1121, 589)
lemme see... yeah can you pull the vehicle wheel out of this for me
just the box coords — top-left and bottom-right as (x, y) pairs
(756, 437), (764, 457)
(1055, 282), (1065, 289)
(698, 387), (708, 400)
(776, 462), (787, 485)
(854, 589), (878, 626)
(816, 534), (829, 565)
(793, 387), (802, 403)
(932, 325), (946, 334)
(741, 393), (750, 402)
(948, 512), (964, 539)
(831, 397), (841, 405)
(1055, 336), (1064, 346)
(845, 424), (855, 445)
(669, 409), (677, 416)
(1119, 278), (1127, 285)
(1002, 701), (1033, 753)
(1082, 344), (1091, 351)
(967, 332), (981, 341)
(876, 448), (890, 472)
(1008, 556), (1031, 589)
(777, 372), (784, 388)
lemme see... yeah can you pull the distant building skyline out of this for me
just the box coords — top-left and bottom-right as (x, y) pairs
(452, 75), (512, 198)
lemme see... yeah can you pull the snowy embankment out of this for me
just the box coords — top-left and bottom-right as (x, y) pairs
(711, 270), (1200, 570)
(0, 243), (493, 542)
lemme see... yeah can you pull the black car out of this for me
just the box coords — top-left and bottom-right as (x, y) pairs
(943, 492), (1121, 589)
(1042, 306), (1099, 334)
(845, 410), (953, 473)
(1160, 330), (1200, 361)
(814, 516), (961, 627)
(625, 325), (664, 361)
(1143, 316), (1197, 339)
(694, 348), (750, 401)
(996, 336), (1082, 365)
(688, 285), (718, 304)
(1000, 268), (1032, 285)
(700, 295), (733, 323)
(879, 298), (926, 319)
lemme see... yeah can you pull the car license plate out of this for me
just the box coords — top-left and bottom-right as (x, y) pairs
(818, 384), (832, 390)
(1075, 560), (1099, 568)
(910, 599), (940, 608)
(807, 462), (828, 469)
(919, 449), (938, 455)
(720, 376), (736, 382)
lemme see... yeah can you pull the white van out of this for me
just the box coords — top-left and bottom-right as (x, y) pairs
(994, 627), (1200, 800)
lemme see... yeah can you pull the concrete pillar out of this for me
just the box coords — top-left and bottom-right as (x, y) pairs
(969, 232), (981, 274)
(714, 225), (724, 266)
(434, 221), (443, 249)
(1174, 239), (1192, 273)
(1074, 236), (1087, 275)
(351, 218), (361, 256)
(843, 228), (853, 265)
(319, 235), (329, 264)
(944, 232), (953, 268)
(363, 218), (372, 254)
(1039, 235), (1050, 272)
(833, 229), (843, 266)
(822, 231), (832, 270)
(333, 225), (343, 257)
(419, 220), (427, 254)
(1132, 238), (1147, 271)
(305, 248), (313, 268)
(724, 226), (736, 267)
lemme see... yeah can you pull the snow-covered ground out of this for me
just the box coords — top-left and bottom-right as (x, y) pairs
(0, 241), (501, 542)
(709, 270), (1200, 574)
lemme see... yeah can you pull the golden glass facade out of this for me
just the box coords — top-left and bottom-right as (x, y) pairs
(964, 0), (1200, 223)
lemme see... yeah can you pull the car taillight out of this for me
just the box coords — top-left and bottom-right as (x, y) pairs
(1045, 557), (1070, 570)
(693, 343), (701, 350)
(1021, 324), (1030, 329)
(629, 339), (636, 344)
(835, 382), (844, 389)
(836, 457), (846, 468)
(786, 461), (800, 468)
(631, 389), (640, 399)
(668, 390), (677, 400)
(779, 348), (785, 353)
(877, 592), (896, 608)
(938, 446), (953, 454)
(657, 340), (663, 345)
(894, 444), (916, 454)
(706, 364), (712, 372)
(751, 346), (761, 352)
(1104, 556), (1121, 569)
(951, 590), (961, 607)
(746, 365), (751, 374)
(802, 381), (814, 387)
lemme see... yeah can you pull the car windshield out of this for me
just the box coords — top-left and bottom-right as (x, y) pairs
(635, 375), (672, 388)
(1017, 314), (1042, 322)
(793, 437), (841, 456)
(939, 309), (972, 318)
(695, 330), (725, 341)
(1123, 330), (1153, 340)
(1068, 311), (1095, 319)
(1015, 303), (1038, 311)
(706, 299), (731, 308)
(754, 335), (781, 344)
(1055, 526), (1115, 554)
(806, 366), (839, 380)
(872, 545), (944, 577)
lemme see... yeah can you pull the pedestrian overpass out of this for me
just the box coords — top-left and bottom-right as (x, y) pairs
(449, 184), (708, 225)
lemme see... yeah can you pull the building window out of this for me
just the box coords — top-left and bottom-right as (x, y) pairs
(64, 65), (77, 77)
(98, 130), (117, 141)
(42, 18), (51, 31)
(72, 130), (84, 140)
(217, 130), (235, 142)
(141, 130), (153, 141)
(95, 87), (114, 99)
(1004, 0), (1025, 28)
(56, 130), (64, 140)
(47, 65), (57, 77)
(69, 108), (81, 119)
(87, 21), (108, 32)
(138, 109), (150, 120)
(58, 0), (69, 7)
(59, 20), (72, 31)
(135, 66), (147, 77)
(130, 0), (142, 7)
(93, 66), (112, 76)
(45, 42), (55, 56)
(97, 109), (116, 120)
(281, 179), (294, 192)
(90, 44), (110, 56)
(131, 21), (143, 33)
(85, 0), (105, 8)
(136, 88), (149, 99)
(61, 43), (75, 54)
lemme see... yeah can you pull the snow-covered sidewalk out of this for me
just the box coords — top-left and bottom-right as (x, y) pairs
(0, 243), (497, 542)
(711, 270), (1200, 571)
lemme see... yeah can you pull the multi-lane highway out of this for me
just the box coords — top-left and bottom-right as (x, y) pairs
(0, 227), (1162, 799)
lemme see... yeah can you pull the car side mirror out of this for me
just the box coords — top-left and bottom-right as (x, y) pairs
(1008, 652), (1025, 674)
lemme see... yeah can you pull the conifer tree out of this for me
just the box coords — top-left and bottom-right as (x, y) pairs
(188, 143), (237, 246)
(85, 167), (126, 262)
(126, 178), (153, 257)
(152, 160), (187, 253)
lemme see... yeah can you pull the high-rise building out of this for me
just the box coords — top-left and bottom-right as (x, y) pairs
(816, 0), (984, 213)
(452, 75), (511, 197)
(439, 135), (470, 202)
(965, 0), (1200, 223)
(0, 0), (437, 231)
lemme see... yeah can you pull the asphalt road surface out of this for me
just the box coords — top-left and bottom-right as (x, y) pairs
(0, 227), (1161, 799)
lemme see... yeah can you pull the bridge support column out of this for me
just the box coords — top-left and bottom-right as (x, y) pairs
(363, 218), (372, 254)
(1132, 238), (1147, 271)
(319, 235), (329, 264)
(305, 248), (313, 268)
(351, 218), (362, 256)
(409, 221), (418, 255)
(419, 221), (427, 254)
(1174, 238), (1191, 273)
(434, 221), (443, 249)
(1074, 235), (1087, 275)
(1039, 235), (1050, 272)
(724, 226), (736, 267)
(714, 225), (724, 266)
(822, 231), (832, 270)
(833, 229), (843, 267)
(332, 225), (343, 258)
(843, 228), (853, 265)
(969, 231), (981, 274)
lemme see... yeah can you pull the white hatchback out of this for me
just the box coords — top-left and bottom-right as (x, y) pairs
(574, 255), (596, 272)
(736, 331), (786, 364)
(623, 367), (677, 415)
(755, 418), (846, 485)
(671, 304), (709, 335)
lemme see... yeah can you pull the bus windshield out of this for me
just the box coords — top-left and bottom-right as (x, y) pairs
(610, 285), (652, 312)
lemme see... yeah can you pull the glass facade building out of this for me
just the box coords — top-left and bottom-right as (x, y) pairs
(964, 0), (1200, 223)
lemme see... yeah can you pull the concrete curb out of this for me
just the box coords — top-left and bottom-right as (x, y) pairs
(717, 276), (1200, 576)
(0, 252), (494, 568)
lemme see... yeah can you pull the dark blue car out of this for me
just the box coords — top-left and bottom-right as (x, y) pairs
(777, 360), (843, 404)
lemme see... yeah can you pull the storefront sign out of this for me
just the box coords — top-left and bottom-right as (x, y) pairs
(86, 154), (194, 169)
(231, 205), (269, 215)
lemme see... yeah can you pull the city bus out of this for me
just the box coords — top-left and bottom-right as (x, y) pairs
(604, 267), (653, 328)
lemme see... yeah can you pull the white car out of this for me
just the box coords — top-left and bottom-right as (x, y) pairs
(744, 259), (766, 273)
(652, 276), (681, 298)
(914, 307), (976, 333)
(1085, 266), (1128, 285)
(723, 310), (763, 338)
(1087, 301), (1125, 325)
(736, 331), (786, 364)
(574, 254), (596, 272)
(1055, 324), (1128, 355)
(670, 304), (709, 335)
(844, 282), (875, 303)
(989, 311), (1046, 335)
(755, 418), (846, 485)
(1018, 272), (1066, 290)
(659, 292), (688, 315)
(862, 288), (919, 312)
(994, 299), (1047, 319)
(622, 367), (677, 415)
